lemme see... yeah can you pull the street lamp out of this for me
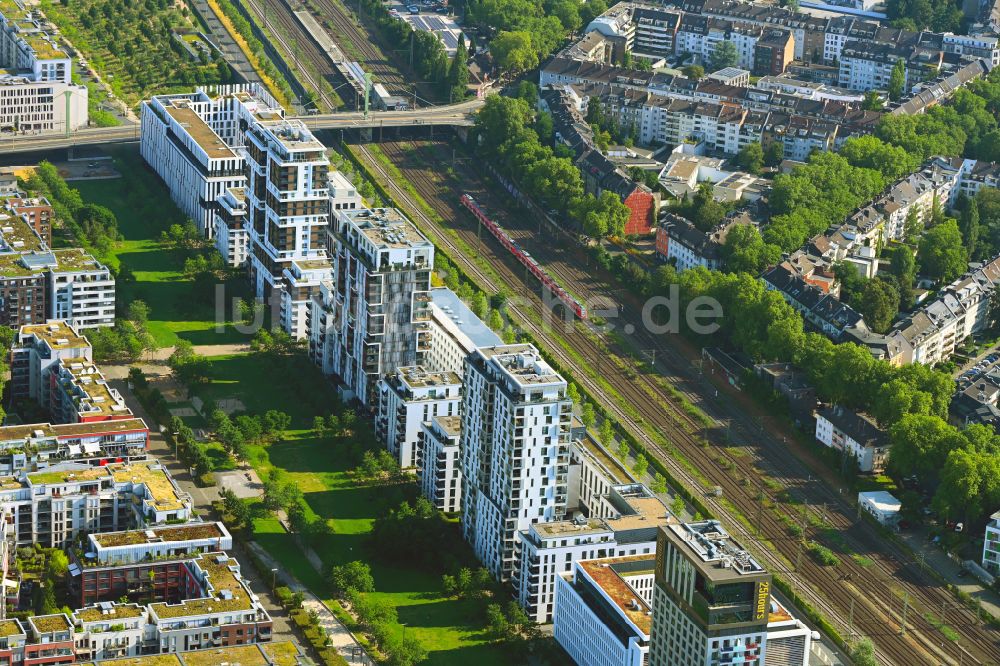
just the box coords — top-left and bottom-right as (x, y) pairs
(271, 567), (278, 593)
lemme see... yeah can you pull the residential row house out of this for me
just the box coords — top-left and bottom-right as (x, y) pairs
(814, 406), (888, 473)
(851, 255), (1000, 365)
(762, 264), (868, 341)
(655, 212), (752, 272)
(575, 1), (998, 85)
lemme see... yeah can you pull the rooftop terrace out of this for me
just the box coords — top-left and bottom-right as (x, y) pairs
(0, 214), (44, 252)
(0, 418), (146, 444)
(110, 461), (184, 512)
(397, 366), (461, 390)
(150, 553), (254, 619)
(181, 645), (267, 666)
(20, 320), (89, 350)
(99, 655), (182, 666)
(0, 619), (24, 638)
(51, 248), (107, 272)
(668, 520), (765, 581)
(29, 614), (70, 634)
(92, 522), (225, 548)
(62, 363), (128, 417)
(579, 555), (654, 635)
(27, 463), (107, 485)
(74, 603), (146, 623)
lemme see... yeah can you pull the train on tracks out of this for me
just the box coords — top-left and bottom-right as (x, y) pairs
(460, 193), (588, 320)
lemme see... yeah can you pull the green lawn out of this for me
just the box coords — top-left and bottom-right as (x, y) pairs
(197, 353), (507, 664)
(72, 147), (251, 347)
(250, 432), (505, 665)
(192, 353), (333, 427)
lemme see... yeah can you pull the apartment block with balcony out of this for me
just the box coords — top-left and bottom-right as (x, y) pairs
(516, 484), (671, 623)
(243, 119), (329, 304)
(70, 523), (232, 608)
(376, 366), (461, 469)
(0, 460), (192, 548)
(148, 552), (272, 653)
(72, 603), (146, 661)
(0, 418), (148, 477)
(140, 93), (254, 237)
(648, 521), (771, 666)
(280, 258), (332, 340)
(213, 187), (249, 268)
(47, 249), (115, 330)
(0, 213), (114, 329)
(459, 344), (573, 582)
(24, 615), (74, 666)
(418, 415), (462, 513)
(315, 207), (434, 405)
(48, 360), (131, 425)
(10, 320), (93, 410)
(984, 511), (1000, 576)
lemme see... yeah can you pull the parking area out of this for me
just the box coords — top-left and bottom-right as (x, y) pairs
(956, 350), (1000, 383)
(386, 0), (466, 55)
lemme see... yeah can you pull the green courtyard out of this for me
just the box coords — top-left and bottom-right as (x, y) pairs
(192, 354), (510, 665)
(72, 148), (251, 347)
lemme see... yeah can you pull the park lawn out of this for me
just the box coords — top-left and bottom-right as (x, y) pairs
(249, 434), (506, 665)
(191, 353), (335, 428)
(72, 147), (251, 347)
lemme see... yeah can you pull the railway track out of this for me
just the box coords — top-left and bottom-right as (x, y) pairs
(247, 0), (341, 109)
(305, 0), (417, 100)
(356, 139), (1000, 665)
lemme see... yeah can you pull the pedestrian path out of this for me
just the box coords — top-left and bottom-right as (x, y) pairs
(248, 542), (372, 665)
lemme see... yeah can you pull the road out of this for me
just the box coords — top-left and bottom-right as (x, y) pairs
(0, 98), (482, 154)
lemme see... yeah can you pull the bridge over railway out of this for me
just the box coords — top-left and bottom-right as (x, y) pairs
(0, 98), (484, 155)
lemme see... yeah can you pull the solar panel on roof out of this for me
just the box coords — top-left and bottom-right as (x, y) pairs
(441, 32), (458, 49)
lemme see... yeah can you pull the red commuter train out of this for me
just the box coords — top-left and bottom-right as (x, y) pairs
(460, 194), (588, 320)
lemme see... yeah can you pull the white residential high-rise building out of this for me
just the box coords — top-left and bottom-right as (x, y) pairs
(418, 415), (462, 513)
(328, 171), (364, 217)
(141, 88), (281, 236)
(280, 258), (333, 340)
(983, 510), (1000, 575)
(649, 521), (771, 666)
(243, 118), (330, 300)
(314, 208), (434, 405)
(376, 366), (461, 469)
(460, 344), (572, 581)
